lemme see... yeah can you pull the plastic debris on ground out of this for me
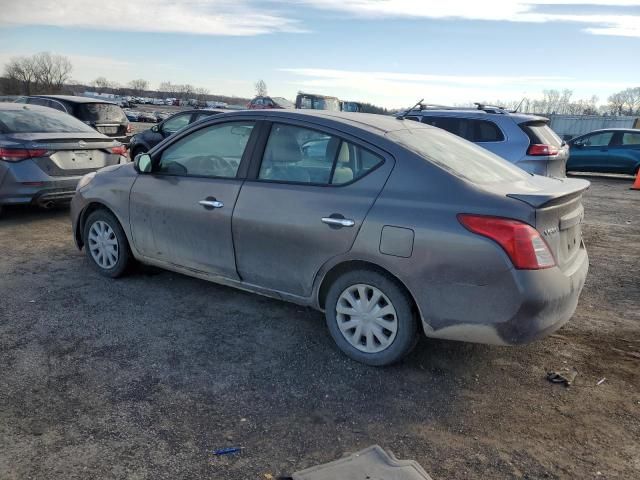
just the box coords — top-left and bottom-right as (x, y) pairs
(546, 367), (579, 387)
(291, 445), (433, 480)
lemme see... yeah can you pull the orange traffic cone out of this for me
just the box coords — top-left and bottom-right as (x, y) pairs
(632, 170), (640, 190)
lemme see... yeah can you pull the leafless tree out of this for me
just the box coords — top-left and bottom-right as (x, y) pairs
(128, 78), (148, 94)
(32, 52), (72, 93)
(4, 56), (38, 95)
(254, 79), (267, 97)
(92, 76), (119, 93)
(195, 87), (209, 101)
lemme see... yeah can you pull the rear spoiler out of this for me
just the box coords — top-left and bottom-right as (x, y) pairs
(507, 178), (590, 208)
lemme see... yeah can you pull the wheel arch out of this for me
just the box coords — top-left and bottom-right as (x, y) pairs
(316, 259), (422, 321)
(76, 201), (130, 249)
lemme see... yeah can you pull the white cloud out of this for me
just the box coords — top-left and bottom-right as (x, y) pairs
(281, 67), (631, 108)
(0, 0), (303, 36)
(295, 0), (640, 37)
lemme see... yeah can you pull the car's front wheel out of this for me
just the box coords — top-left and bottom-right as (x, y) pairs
(83, 209), (131, 278)
(325, 269), (418, 366)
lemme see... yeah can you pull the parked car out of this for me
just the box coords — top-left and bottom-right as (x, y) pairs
(71, 110), (589, 366)
(0, 103), (127, 214)
(566, 129), (640, 175)
(15, 95), (131, 144)
(295, 93), (342, 111)
(127, 109), (227, 157)
(399, 104), (568, 177)
(247, 96), (294, 109)
(153, 111), (171, 122)
(137, 111), (158, 123)
(124, 110), (139, 122)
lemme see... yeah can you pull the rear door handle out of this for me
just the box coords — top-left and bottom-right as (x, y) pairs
(199, 199), (224, 209)
(321, 217), (355, 227)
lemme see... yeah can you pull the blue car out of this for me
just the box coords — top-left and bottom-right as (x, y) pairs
(567, 129), (640, 176)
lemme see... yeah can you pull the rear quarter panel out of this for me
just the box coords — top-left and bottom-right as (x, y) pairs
(331, 148), (535, 331)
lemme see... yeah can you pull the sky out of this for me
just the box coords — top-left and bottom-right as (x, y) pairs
(0, 0), (638, 108)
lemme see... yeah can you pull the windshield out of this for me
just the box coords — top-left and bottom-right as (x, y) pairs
(76, 103), (127, 123)
(389, 127), (529, 184)
(0, 107), (96, 134)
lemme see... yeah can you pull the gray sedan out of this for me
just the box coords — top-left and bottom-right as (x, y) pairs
(0, 103), (126, 213)
(70, 110), (589, 366)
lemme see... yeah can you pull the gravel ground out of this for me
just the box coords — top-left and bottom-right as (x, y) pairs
(0, 175), (639, 479)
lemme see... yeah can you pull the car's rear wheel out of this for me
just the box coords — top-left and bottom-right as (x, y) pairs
(325, 269), (418, 366)
(83, 209), (131, 278)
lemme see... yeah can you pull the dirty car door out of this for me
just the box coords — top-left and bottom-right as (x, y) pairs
(232, 122), (393, 297)
(129, 121), (257, 278)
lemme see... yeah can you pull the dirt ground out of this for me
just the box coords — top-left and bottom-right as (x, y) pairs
(0, 175), (638, 480)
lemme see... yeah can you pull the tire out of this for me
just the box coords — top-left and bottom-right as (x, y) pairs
(83, 209), (131, 278)
(325, 269), (418, 366)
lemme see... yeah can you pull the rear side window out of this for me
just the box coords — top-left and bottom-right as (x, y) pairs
(519, 121), (562, 147)
(621, 132), (640, 145)
(76, 103), (127, 123)
(0, 107), (96, 134)
(389, 128), (528, 184)
(421, 117), (504, 142)
(258, 123), (383, 185)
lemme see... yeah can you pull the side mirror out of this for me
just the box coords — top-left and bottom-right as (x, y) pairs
(151, 125), (160, 133)
(134, 153), (153, 173)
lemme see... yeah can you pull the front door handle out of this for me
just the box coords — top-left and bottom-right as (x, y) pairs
(199, 199), (224, 209)
(321, 217), (355, 227)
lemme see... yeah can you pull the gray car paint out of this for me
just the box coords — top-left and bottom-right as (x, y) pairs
(71, 110), (589, 347)
(0, 105), (124, 207)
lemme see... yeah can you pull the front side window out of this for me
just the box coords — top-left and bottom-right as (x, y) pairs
(258, 123), (383, 185)
(158, 122), (255, 178)
(582, 132), (614, 147)
(162, 114), (191, 134)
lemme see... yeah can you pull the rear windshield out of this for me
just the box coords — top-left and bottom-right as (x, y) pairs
(389, 127), (529, 184)
(519, 121), (562, 147)
(75, 103), (127, 123)
(0, 107), (96, 134)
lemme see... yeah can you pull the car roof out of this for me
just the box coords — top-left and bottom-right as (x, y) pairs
(29, 95), (116, 105)
(406, 108), (547, 124)
(1, 102), (61, 112)
(223, 109), (426, 135)
(579, 128), (640, 134)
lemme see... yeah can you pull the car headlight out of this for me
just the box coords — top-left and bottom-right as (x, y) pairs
(76, 172), (96, 191)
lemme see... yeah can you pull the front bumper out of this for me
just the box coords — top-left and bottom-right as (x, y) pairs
(422, 245), (589, 345)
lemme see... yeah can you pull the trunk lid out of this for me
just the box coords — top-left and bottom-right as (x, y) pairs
(6, 133), (120, 176)
(506, 176), (590, 271)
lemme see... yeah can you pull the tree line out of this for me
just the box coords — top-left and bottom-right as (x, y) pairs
(2, 52), (639, 116)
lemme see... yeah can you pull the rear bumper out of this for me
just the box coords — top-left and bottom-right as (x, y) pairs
(0, 159), (83, 206)
(422, 246), (589, 345)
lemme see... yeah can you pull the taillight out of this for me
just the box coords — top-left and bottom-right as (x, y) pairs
(0, 148), (48, 162)
(458, 214), (556, 270)
(111, 145), (127, 155)
(126, 123), (132, 134)
(527, 144), (558, 156)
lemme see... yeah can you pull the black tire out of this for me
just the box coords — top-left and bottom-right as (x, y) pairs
(325, 269), (418, 366)
(83, 209), (131, 278)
